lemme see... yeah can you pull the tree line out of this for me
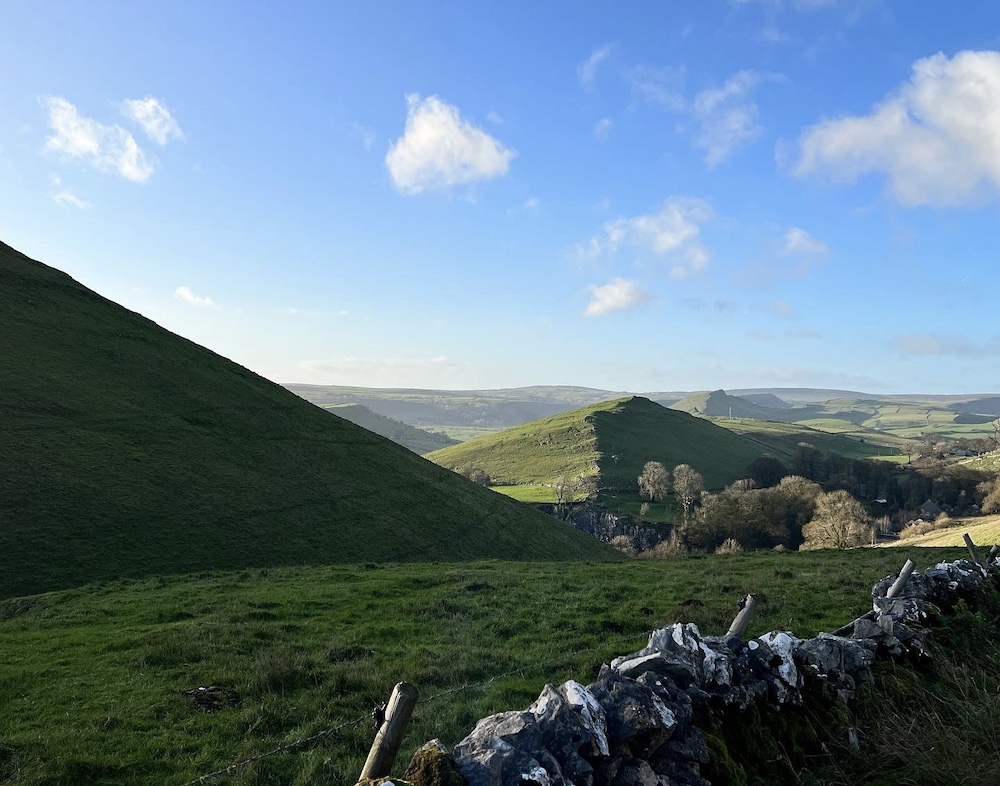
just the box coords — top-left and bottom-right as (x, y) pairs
(635, 449), (1000, 553)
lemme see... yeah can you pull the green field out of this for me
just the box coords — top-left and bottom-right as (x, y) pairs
(0, 548), (968, 786)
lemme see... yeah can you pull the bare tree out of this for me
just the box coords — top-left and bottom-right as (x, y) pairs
(672, 464), (704, 521)
(637, 461), (670, 503)
(801, 490), (873, 550)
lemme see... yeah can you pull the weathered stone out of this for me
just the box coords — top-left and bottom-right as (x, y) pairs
(528, 682), (608, 785)
(453, 712), (566, 786)
(873, 596), (935, 626)
(611, 624), (731, 688)
(404, 739), (465, 786)
(610, 759), (658, 786)
(589, 669), (677, 757)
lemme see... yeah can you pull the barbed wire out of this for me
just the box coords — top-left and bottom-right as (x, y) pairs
(178, 629), (646, 785)
(177, 714), (368, 786)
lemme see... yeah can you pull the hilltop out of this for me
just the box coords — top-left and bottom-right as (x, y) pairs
(668, 389), (774, 419)
(0, 241), (614, 598)
(425, 396), (768, 494)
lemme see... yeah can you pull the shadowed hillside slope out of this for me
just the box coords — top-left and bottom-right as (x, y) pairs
(426, 396), (768, 491)
(0, 242), (614, 598)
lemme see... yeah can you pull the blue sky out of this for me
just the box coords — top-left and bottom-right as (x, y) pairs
(3, 1), (1000, 394)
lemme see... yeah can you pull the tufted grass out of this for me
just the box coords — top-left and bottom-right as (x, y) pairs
(0, 547), (967, 786)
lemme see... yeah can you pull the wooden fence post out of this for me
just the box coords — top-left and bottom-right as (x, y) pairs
(886, 559), (916, 599)
(359, 682), (419, 781)
(963, 533), (983, 567)
(987, 544), (999, 565)
(726, 594), (757, 639)
(832, 558), (915, 637)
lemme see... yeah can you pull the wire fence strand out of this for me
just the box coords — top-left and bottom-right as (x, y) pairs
(179, 629), (647, 785)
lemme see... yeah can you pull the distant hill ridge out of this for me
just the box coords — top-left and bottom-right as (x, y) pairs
(0, 241), (614, 598)
(324, 403), (458, 454)
(426, 395), (768, 492)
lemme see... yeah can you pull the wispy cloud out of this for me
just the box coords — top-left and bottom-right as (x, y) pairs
(594, 117), (613, 142)
(783, 226), (829, 256)
(122, 97), (183, 145)
(628, 66), (778, 166)
(42, 96), (154, 183)
(351, 122), (376, 152)
(385, 94), (516, 194)
(576, 197), (714, 280)
(51, 189), (90, 209)
(584, 278), (651, 317)
(173, 286), (215, 307)
(737, 226), (829, 287)
(795, 50), (1000, 206)
(628, 65), (686, 111)
(891, 333), (1000, 358)
(579, 44), (613, 90)
(693, 71), (781, 167)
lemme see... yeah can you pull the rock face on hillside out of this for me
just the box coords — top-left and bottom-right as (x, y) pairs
(407, 557), (999, 786)
(545, 504), (670, 553)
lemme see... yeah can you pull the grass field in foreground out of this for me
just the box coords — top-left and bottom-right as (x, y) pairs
(0, 549), (965, 786)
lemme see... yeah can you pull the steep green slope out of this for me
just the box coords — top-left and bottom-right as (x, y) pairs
(323, 403), (458, 454)
(426, 396), (769, 491)
(0, 241), (614, 598)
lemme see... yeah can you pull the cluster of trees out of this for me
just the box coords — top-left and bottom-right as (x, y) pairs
(633, 446), (1000, 553)
(637, 461), (704, 519)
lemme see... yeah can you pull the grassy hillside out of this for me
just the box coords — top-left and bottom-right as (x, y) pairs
(323, 403), (458, 454)
(717, 418), (906, 463)
(887, 515), (1000, 547)
(0, 241), (614, 598)
(0, 548), (966, 786)
(426, 396), (769, 496)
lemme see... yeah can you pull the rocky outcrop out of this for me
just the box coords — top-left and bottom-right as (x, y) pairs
(408, 557), (999, 786)
(543, 503), (670, 552)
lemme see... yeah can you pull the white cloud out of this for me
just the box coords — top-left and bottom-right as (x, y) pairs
(42, 96), (155, 183)
(693, 70), (779, 167)
(51, 189), (90, 209)
(385, 94), (516, 194)
(523, 197), (540, 212)
(122, 97), (183, 145)
(173, 286), (215, 307)
(487, 111), (503, 124)
(594, 117), (613, 142)
(577, 197), (714, 279)
(628, 65), (686, 111)
(579, 45), (613, 90)
(795, 50), (1000, 206)
(891, 333), (1000, 358)
(783, 226), (829, 255)
(584, 278), (651, 317)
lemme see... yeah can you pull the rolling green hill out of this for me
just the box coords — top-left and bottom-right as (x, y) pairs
(0, 241), (614, 598)
(425, 396), (769, 494)
(668, 389), (774, 419)
(323, 403), (458, 454)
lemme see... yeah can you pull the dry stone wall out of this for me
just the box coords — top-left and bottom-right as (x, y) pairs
(409, 557), (998, 786)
